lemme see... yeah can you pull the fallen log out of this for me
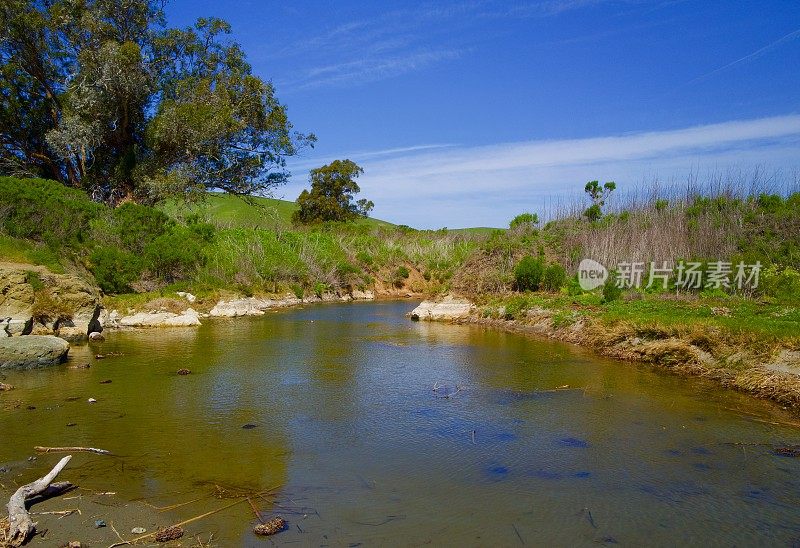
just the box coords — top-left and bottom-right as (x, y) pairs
(6, 455), (72, 546)
(34, 446), (111, 455)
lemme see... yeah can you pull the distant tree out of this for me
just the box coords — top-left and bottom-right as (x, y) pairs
(509, 212), (539, 230)
(293, 160), (373, 224)
(583, 180), (616, 221)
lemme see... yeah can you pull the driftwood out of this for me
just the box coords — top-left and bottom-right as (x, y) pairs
(34, 446), (110, 455)
(6, 455), (72, 546)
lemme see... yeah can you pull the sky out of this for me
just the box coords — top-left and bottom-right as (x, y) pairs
(165, 0), (800, 228)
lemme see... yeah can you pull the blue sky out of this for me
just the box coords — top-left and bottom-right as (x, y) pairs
(166, 0), (800, 228)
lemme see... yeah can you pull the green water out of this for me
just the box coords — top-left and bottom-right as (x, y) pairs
(2, 300), (800, 546)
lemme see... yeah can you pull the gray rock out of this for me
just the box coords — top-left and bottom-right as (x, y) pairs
(0, 335), (70, 369)
(409, 296), (474, 321)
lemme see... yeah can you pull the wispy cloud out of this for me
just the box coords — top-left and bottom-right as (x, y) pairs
(271, 0), (627, 90)
(285, 49), (465, 90)
(690, 27), (800, 84)
(284, 115), (800, 228)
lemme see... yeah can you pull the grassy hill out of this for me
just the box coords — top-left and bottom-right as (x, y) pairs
(160, 192), (395, 230)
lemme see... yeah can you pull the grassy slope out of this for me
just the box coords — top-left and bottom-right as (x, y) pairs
(160, 192), (395, 229)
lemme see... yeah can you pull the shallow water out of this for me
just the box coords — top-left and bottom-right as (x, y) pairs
(2, 300), (800, 546)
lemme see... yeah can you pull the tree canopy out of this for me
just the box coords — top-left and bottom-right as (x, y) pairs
(293, 160), (373, 224)
(0, 0), (314, 204)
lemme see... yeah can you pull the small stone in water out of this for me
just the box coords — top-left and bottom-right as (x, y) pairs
(131, 527), (146, 534)
(242, 423), (258, 429)
(88, 398), (97, 403)
(177, 368), (191, 375)
(95, 519), (107, 528)
(66, 422), (77, 427)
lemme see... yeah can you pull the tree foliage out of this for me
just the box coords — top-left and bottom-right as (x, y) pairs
(293, 160), (374, 224)
(0, 1), (313, 204)
(583, 180), (616, 221)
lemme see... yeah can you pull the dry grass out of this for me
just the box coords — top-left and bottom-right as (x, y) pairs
(143, 297), (188, 314)
(0, 516), (10, 548)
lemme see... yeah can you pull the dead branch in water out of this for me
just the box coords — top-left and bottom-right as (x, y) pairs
(35, 446), (111, 455)
(6, 455), (73, 546)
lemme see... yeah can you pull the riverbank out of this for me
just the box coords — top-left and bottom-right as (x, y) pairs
(412, 293), (800, 413)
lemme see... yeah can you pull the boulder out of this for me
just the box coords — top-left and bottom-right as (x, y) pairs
(351, 289), (376, 300)
(409, 296), (474, 321)
(57, 325), (88, 344)
(118, 308), (201, 328)
(0, 335), (70, 369)
(208, 295), (304, 317)
(0, 263), (102, 338)
(176, 291), (197, 303)
(209, 297), (270, 317)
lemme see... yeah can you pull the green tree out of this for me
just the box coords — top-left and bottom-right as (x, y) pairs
(509, 212), (539, 230)
(583, 180), (616, 221)
(293, 160), (373, 224)
(0, 2), (313, 203)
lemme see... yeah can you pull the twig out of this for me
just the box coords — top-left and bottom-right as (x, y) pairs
(109, 496), (250, 547)
(247, 496), (265, 524)
(35, 446), (111, 455)
(512, 523), (525, 544)
(30, 509), (80, 517)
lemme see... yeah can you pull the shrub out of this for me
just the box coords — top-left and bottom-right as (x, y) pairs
(111, 202), (173, 254)
(392, 265), (410, 287)
(0, 176), (101, 247)
(541, 263), (567, 291)
(514, 256), (544, 291)
(509, 212), (539, 230)
(601, 270), (623, 303)
(89, 247), (143, 294)
(144, 228), (205, 281)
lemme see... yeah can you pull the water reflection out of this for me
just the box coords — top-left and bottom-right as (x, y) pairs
(1, 300), (800, 546)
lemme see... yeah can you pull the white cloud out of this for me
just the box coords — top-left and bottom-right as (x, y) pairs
(284, 114), (800, 228)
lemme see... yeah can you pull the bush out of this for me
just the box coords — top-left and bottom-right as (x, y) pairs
(514, 256), (544, 291)
(601, 270), (623, 303)
(110, 202), (173, 254)
(761, 266), (800, 304)
(0, 176), (101, 247)
(144, 228), (205, 281)
(509, 212), (538, 230)
(541, 263), (567, 291)
(392, 265), (410, 287)
(89, 247), (143, 293)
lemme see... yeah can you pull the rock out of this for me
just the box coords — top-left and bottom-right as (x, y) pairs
(177, 368), (191, 375)
(89, 331), (105, 341)
(209, 297), (269, 317)
(155, 526), (184, 542)
(94, 519), (106, 528)
(30, 322), (54, 336)
(0, 335), (70, 369)
(253, 516), (286, 536)
(351, 289), (375, 300)
(68, 542), (82, 548)
(57, 325), (88, 344)
(118, 308), (201, 328)
(99, 309), (120, 329)
(88, 397), (97, 403)
(0, 382), (13, 391)
(0, 263), (102, 339)
(176, 291), (196, 303)
(409, 296), (474, 322)
(131, 527), (146, 534)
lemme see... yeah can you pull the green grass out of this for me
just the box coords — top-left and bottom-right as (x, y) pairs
(160, 192), (394, 230)
(479, 292), (800, 342)
(0, 234), (64, 272)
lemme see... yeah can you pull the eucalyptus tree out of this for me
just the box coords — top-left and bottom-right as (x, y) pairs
(0, 0), (313, 204)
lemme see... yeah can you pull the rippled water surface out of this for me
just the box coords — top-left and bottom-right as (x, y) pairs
(2, 301), (800, 546)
